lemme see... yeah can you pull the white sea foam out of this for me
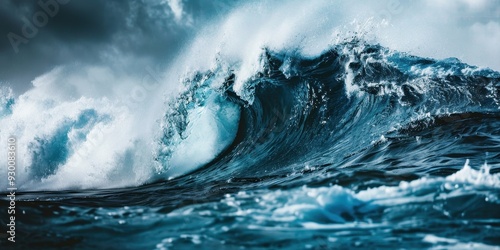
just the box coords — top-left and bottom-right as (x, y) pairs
(212, 161), (499, 225)
(424, 234), (500, 250)
(1, 0), (499, 190)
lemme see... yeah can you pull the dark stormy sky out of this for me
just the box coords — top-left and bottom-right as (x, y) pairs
(0, 0), (239, 94)
(1, 0), (499, 95)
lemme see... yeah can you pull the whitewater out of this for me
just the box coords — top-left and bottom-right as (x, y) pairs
(1, 0), (500, 249)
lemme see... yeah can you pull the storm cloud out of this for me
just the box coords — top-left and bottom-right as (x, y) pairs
(0, 0), (238, 94)
(1, 0), (499, 95)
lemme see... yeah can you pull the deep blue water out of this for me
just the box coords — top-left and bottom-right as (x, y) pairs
(1, 41), (500, 249)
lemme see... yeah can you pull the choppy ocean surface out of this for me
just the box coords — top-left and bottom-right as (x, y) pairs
(1, 1), (500, 249)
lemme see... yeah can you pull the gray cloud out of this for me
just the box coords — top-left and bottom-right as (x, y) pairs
(0, 0), (240, 94)
(2, 0), (497, 96)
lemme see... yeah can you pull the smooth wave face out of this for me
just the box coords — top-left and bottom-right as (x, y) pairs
(1, 1), (500, 249)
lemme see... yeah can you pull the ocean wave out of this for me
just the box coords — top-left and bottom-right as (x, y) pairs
(1, 41), (499, 191)
(156, 41), (500, 181)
